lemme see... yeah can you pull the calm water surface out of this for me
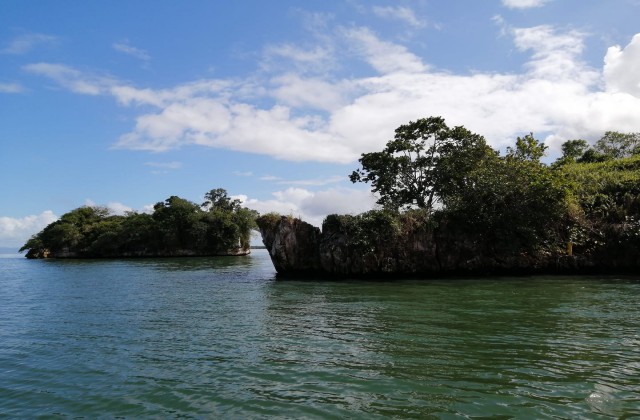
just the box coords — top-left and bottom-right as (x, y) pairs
(1, 250), (639, 418)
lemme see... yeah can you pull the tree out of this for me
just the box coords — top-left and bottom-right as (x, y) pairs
(202, 188), (242, 212)
(552, 139), (591, 168)
(506, 133), (547, 162)
(152, 196), (201, 249)
(594, 131), (640, 159)
(349, 116), (492, 211)
(561, 139), (589, 161)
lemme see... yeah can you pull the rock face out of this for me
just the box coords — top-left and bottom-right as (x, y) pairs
(257, 215), (322, 274)
(257, 214), (639, 278)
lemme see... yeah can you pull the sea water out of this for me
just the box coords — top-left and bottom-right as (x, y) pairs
(1, 249), (639, 418)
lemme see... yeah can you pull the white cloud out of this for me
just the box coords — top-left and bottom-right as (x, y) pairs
(502, 0), (551, 9)
(84, 199), (135, 215)
(604, 33), (640, 98)
(25, 25), (640, 161)
(240, 187), (378, 227)
(270, 73), (349, 111)
(1, 32), (57, 54)
(106, 202), (134, 215)
(113, 40), (151, 61)
(512, 25), (593, 82)
(343, 26), (428, 74)
(372, 6), (425, 28)
(0, 211), (58, 248)
(0, 83), (24, 93)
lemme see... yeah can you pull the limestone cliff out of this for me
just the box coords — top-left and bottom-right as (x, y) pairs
(257, 213), (638, 278)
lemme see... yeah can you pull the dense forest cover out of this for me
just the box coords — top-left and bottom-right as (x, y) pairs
(21, 188), (258, 258)
(256, 117), (640, 276)
(342, 117), (640, 263)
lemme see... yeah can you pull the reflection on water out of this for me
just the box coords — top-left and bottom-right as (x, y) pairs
(1, 251), (639, 418)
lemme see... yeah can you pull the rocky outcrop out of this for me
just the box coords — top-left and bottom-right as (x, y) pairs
(25, 246), (250, 259)
(257, 214), (639, 278)
(257, 215), (322, 274)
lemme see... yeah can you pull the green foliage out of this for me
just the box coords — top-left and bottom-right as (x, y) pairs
(350, 116), (491, 211)
(594, 131), (640, 159)
(448, 155), (569, 253)
(555, 132), (640, 166)
(346, 118), (640, 260)
(558, 156), (640, 252)
(21, 188), (258, 257)
(561, 139), (589, 160)
(255, 212), (283, 232)
(506, 133), (548, 162)
(323, 210), (401, 252)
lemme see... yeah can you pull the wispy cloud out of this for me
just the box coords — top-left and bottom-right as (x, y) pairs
(1, 32), (57, 54)
(372, 6), (425, 28)
(502, 0), (551, 9)
(260, 175), (282, 181)
(23, 63), (114, 95)
(0, 82), (24, 93)
(144, 161), (182, 170)
(277, 175), (345, 187)
(233, 171), (253, 177)
(113, 40), (151, 61)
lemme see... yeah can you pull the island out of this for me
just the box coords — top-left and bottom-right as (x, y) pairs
(257, 117), (640, 278)
(20, 188), (258, 258)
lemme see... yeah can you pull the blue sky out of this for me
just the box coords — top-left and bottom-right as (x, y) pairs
(2, 0), (640, 249)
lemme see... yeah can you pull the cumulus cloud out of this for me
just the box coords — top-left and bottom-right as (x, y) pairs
(0, 211), (58, 248)
(24, 24), (640, 160)
(502, 0), (551, 9)
(238, 187), (378, 227)
(1, 32), (57, 54)
(604, 33), (640, 98)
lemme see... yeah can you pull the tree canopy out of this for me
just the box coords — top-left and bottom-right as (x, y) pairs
(21, 188), (258, 258)
(348, 116), (640, 257)
(349, 116), (493, 211)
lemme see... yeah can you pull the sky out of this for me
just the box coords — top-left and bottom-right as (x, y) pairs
(1, 0), (640, 250)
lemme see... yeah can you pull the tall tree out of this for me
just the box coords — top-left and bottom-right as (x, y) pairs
(202, 188), (242, 212)
(349, 116), (491, 211)
(594, 131), (640, 159)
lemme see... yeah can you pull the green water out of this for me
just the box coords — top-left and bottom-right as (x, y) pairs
(1, 250), (639, 418)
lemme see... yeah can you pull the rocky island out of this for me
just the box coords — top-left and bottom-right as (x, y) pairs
(258, 117), (640, 278)
(21, 188), (257, 259)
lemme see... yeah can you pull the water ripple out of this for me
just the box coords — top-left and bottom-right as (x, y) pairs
(1, 255), (640, 418)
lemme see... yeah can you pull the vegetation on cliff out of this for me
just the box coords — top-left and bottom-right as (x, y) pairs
(258, 117), (640, 276)
(347, 116), (640, 260)
(20, 188), (258, 258)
